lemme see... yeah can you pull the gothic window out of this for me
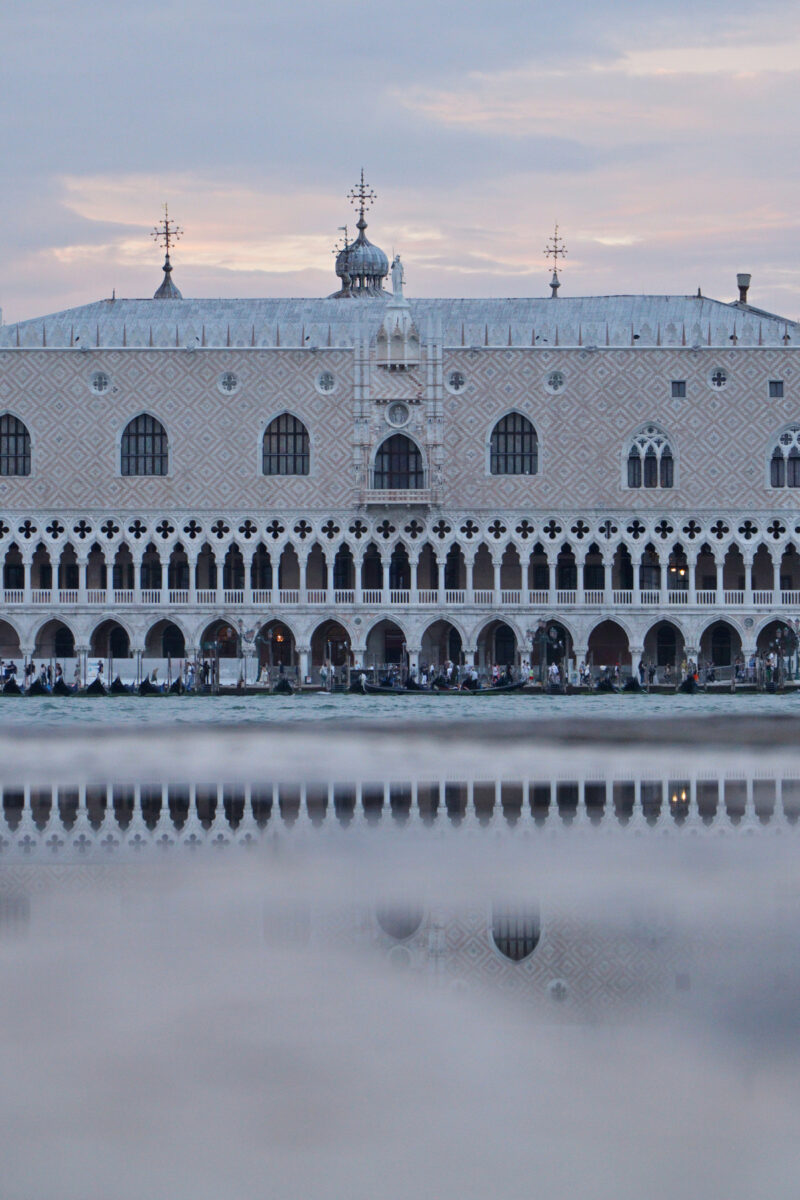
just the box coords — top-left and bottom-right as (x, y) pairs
(770, 426), (800, 488)
(626, 425), (673, 489)
(121, 414), (168, 477)
(373, 434), (425, 489)
(0, 415), (31, 476)
(489, 413), (538, 476)
(262, 414), (309, 476)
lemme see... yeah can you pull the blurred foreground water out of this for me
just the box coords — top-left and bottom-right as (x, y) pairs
(2, 703), (800, 1198)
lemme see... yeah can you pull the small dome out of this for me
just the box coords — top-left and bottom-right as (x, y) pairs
(336, 235), (389, 281)
(333, 226), (389, 298)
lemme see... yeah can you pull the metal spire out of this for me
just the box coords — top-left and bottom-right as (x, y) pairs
(152, 203), (184, 299)
(544, 223), (568, 298)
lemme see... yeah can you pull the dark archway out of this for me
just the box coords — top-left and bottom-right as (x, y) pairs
(365, 619), (406, 667)
(256, 620), (296, 668)
(311, 620), (351, 668)
(91, 619), (131, 659)
(587, 620), (631, 668)
(200, 619), (239, 658)
(478, 620), (518, 669)
(643, 620), (685, 669)
(421, 620), (463, 668)
(699, 620), (743, 670)
(144, 620), (186, 659)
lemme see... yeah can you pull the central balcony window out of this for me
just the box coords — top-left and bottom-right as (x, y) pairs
(372, 434), (426, 490)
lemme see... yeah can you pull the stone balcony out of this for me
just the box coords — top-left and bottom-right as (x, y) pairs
(6, 586), (800, 610)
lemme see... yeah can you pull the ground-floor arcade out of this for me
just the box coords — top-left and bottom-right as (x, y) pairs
(0, 605), (797, 686)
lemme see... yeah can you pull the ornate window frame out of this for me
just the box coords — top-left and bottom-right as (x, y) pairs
(622, 423), (676, 491)
(767, 423), (800, 489)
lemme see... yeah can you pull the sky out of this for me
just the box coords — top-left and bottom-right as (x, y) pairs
(1, 0), (798, 321)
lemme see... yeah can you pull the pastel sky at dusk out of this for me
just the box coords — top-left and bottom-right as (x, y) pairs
(1, 0), (798, 322)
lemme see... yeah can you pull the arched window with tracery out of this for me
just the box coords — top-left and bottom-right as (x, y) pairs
(373, 434), (425, 489)
(490, 413), (538, 476)
(0, 415), (31, 476)
(262, 414), (309, 476)
(626, 425), (673, 489)
(121, 414), (168, 476)
(770, 426), (800, 488)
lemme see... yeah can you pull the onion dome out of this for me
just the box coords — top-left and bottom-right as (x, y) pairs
(330, 170), (389, 299)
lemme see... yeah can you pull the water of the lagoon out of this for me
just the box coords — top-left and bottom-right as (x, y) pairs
(2, 695), (800, 1200)
(0, 688), (798, 725)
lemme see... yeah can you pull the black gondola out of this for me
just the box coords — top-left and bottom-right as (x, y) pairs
(273, 677), (294, 695)
(27, 678), (51, 696)
(109, 675), (130, 695)
(169, 676), (185, 695)
(678, 675), (699, 694)
(623, 677), (642, 692)
(138, 676), (161, 696)
(52, 677), (73, 696)
(2, 678), (22, 695)
(85, 677), (107, 696)
(596, 677), (618, 693)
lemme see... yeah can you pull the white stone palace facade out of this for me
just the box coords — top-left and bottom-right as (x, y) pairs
(0, 207), (799, 679)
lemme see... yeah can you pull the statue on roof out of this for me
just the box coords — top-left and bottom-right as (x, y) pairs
(391, 254), (405, 299)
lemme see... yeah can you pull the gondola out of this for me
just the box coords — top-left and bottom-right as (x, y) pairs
(273, 677), (294, 695)
(595, 677), (618, 694)
(678, 675), (699, 694)
(2, 678), (22, 695)
(138, 676), (161, 696)
(169, 676), (185, 695)
(85, 677), (107, 696)
(52, 677), (74, 697)
(109, 675), (131, 695)
(465, 679), (525, 696)
(623, 677), (642, 693)
(363, 681), (416, 695)
(27, 677), (51, 696)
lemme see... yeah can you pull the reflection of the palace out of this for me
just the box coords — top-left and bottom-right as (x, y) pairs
(1, 768), (799, 857)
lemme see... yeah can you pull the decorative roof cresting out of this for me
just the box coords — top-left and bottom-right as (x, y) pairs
(152, 204), (183, 300)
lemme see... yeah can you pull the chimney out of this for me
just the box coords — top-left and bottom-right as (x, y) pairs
(737, 272), (751, 304)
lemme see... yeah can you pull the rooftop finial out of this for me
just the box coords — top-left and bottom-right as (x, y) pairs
(151, 203), (184, 299)
(544, 223), (568, 298)
(347, 168), (377, 233)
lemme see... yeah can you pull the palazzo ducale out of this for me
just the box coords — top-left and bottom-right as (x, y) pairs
(0, 184), (798, 680)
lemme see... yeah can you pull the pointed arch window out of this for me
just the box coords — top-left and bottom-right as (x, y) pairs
(770, 426), (800, 488)
(373, 434), (425, 489)
(626, 425), (673, 489)
(0, 415), (31, 476)
(121, 414), (168, 476)
(262, 414), (309, 476)
(490, 413), (538, 475)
